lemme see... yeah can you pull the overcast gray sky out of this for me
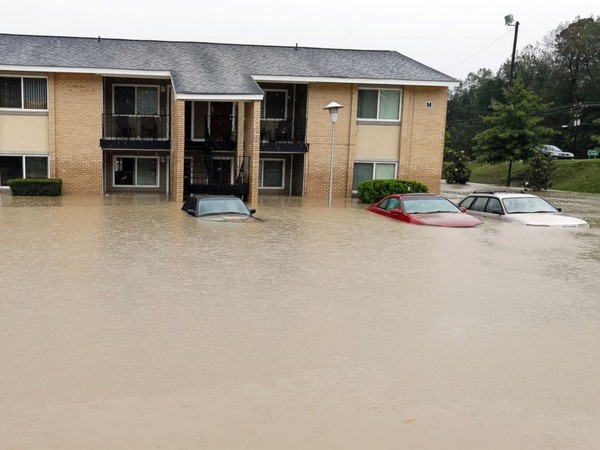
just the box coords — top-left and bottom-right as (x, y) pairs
(2, 0), (597, 80)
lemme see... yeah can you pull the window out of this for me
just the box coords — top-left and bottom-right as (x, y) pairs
(385, 197), (400, 211)
(485, 198), (503, 213)
(262, 90), (287, 119)
(352, 161), (397, 192)
(0, 156), (49, 186)
(259, 159), (285, 188)
(0, 76), (47, 110)
(357, 89), (401, 121)
(470, 197), (489, 212)
(113, 85), (159, 115)
(113, 156), (159, 187)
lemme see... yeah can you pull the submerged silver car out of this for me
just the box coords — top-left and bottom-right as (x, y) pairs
(182, 195), (256, 222)
(457, 191), (588, 227)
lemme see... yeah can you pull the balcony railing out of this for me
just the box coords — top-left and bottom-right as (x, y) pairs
(260, 118), (306, 143)
(184, 155), (250, 199)
(103, 114), (170, 141)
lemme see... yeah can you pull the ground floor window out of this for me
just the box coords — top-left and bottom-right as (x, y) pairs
(259, 158), (285, 188)
(352, 161), (397, 192)
(0, 155), (49, 186)
(113, 156), (159, 187)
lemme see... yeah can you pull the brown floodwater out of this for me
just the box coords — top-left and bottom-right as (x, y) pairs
(1, 184), (599, 449)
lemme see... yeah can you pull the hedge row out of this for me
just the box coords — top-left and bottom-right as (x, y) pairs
(357, 179), (428, 204)
(8, 178), (62, 196)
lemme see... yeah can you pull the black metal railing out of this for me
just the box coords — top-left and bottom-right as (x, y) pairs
(184, 155), (250, 198)
(103, 114), (170, 140)
(260, 118), (306, 143)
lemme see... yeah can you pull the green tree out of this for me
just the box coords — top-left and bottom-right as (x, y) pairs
(524, 152), (555, 191)
(592, 118), (600, 146)
(447, 69), (504, 157)
(473, 78), (555, 186)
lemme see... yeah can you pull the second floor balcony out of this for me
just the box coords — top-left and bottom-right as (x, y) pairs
(101, 114), (170, 150)
(260, 117), (307, 153)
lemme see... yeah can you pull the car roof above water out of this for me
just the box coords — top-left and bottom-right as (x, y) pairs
(470, 191), (537, 199)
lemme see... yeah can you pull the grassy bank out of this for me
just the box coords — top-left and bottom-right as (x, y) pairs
(466, 159), (600, 193)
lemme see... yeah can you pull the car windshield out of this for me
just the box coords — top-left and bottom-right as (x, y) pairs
(502, 197), (557, 214)
(197, 198), (250, 216)
(403, 197), (460, 214)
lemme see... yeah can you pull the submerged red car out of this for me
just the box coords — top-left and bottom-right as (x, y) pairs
(367, 193), (482, 228)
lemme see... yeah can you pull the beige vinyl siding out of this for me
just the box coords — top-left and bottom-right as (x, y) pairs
(0, 115), (49, 152)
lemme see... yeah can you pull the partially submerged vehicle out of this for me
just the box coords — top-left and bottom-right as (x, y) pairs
(457, 191), (588, 227)
(182, 195), (256, 222)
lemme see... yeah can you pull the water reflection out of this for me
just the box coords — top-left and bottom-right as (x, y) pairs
(1, 186), (599, 449)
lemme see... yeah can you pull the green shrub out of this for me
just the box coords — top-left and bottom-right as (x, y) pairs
(524, 152), (554, 191)
(444, 149), (471, 184)
(8, 178), (62, 196)
(357, 179), (428, 203)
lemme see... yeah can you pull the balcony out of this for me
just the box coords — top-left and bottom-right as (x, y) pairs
(186, 114), (236, 151)
(260, 117), (308, 153)
(100, 114), (170, 150)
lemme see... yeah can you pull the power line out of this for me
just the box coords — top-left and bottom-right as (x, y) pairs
(443, 30), (512, 72)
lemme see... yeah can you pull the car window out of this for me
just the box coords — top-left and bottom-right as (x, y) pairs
(458, 196), (475, 209)
(503, 197), (557, 214)
(470, 197), (489, 212)
(378, 199), (389, 210)
(485, 197), (503, 214)
(385, 197), (400, 211)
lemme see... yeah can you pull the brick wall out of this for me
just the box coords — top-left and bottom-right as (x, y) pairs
(51, 73), (103, 194)
(399, 86), (449, 194)
(243, 101), (260, 204)
(305, 83), (448, 198)
(169, 98), (186, 202)
(305, 83), (357, 198)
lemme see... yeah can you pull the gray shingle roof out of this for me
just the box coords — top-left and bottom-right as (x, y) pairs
(0, 34), (456, 96)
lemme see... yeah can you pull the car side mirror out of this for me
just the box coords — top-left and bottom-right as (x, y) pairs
(390, 208), (402, 215)
(249, 208), (256, 215)
(459, 206), (467, 213)
(490, 208), (503, 215)
(557, 207), (562, 212)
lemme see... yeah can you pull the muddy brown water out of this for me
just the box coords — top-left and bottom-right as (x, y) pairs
(1, 183), (599, 449)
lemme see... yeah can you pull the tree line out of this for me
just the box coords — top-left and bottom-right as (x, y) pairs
(447, 16), (600, 160)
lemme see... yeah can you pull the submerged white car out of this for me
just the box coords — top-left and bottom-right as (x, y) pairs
(457, 192), (588, 227)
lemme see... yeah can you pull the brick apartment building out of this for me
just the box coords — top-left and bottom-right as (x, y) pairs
(0, 34), (457, 203)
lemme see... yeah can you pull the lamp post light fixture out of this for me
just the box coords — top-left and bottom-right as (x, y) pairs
(324, 101), (344, 208)
(504, 14), (520, 87)
(504, 14), (520, 187)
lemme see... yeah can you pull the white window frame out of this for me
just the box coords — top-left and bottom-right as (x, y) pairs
(113, 156), (160, 188)
(259, 158), (286, 189)
(357, 88), (402, 122)
(112, 84), (160, 116)
(0, 75), (48, 111)
(0, 155), (50, 186)
(352, 160), (398, 192)
(261, 89), (288, 119)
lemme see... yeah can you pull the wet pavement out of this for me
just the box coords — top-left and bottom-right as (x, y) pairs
(1, 183), (599, 449)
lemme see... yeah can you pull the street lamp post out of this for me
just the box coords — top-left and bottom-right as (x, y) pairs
(504, 14), (520, 187)
(324, 102), (344, 208)
(505, 14), (520, 87)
